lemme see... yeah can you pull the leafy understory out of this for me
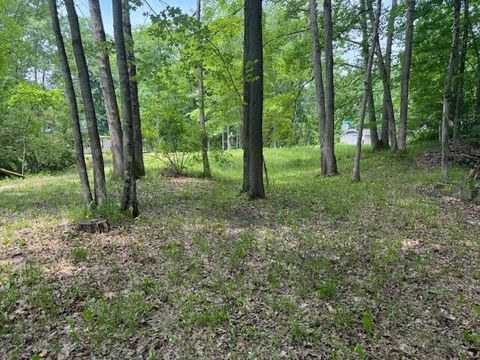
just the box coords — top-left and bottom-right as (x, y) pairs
(1, 143), (479, 359)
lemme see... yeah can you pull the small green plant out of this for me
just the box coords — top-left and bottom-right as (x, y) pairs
(362, 310), (373, 335)
(316, 280), (338, 300)
(211, 150), (234, 168)
(71, 247), (88, 262)
(464, 331), (480, 346)
(289, 321), (308, 343)
(162, 242), (184, 260)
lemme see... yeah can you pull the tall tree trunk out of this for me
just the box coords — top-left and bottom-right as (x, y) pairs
(308, 0), (327, 174)
(123, 4), (145, 178)
(88, 0), (124, 177)
(469, 20), (480, 121)
(442, 0), (461, 180)
(353, 0), (382, 181)
(367, 0), (397, 150)
(48, 0), (92, 205)
(381, 0), (397, 147)
(323, 0), (338, 175)
(453, 0), (469, 141)
(360, 0), (380, 151)
(113, 0), (138, 217)
(244, 0), (265, 199)
(196, 0), (211, 178)
(242, 32), (250, 193)
(398, 0), (416, 151)
(65, 0), (107, 205)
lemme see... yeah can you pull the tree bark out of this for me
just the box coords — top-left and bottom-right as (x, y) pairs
(88, 0), (124, 177)
(123, 4), (145, 178)
(353, 0), (382, 181)
(360, 0), (380, 151)
(469, 19), (480, 122)
(48, 0), (92, 205)
(323, 0), (338, 175)
(381, 0), (397, 147)
(308, 0), (327, 174)
(64, 0), (106, 205)
(442, 0), (461, 180)
(196, 0), (211, 178)
(113, 0), (139, 217)
(367, 0), (397, 150)
(242, 27), (250, 193)
(244, 0), (265, 199)
(398, 0), (415, 151)
(453, 0), (469, 141)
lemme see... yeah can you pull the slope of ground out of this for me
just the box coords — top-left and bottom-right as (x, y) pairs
(0, 143), (479, 359)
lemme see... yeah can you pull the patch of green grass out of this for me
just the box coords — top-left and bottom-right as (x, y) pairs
(179, 292), (229, 327)
(362, 309), (374, 335)
(463, 330), (480, 346)
(71, 247), (88, 262)
(71, 200), (130, 223)
(80, 291), (153, 348)
(315, 280), (338, 300)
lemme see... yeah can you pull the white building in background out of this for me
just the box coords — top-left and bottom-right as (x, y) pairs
(84, 136), (112, 154)
(340, 128), (372, 145)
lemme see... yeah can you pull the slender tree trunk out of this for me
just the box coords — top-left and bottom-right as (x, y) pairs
(242, 4), (250, 193)
(244, 0), (265, 199)
(442, 0), (461, 180)
(65, 0), (107, 205)
(241, 100), (250, 195)
(360, 0), (380, 151)
(113, 0), (138, 217)
(88, 0), (124, 177)
(381, 0), (397, 147)
(123, 4), (145, 178)
(453, 0), (469, 141)
(367, 0), (397, 150)
(398, 0), (415, 151)
(196, 0), (211, 178)
(469, 20), (480, 121)
(21, 134), (27, 175)
(308, 0), (327, 174)
(323, 0), (338, 175)
(353, 0), (382, 181)
(48, 0), (92, 205)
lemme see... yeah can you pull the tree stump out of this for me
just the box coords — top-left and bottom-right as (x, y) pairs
(77, 219), (109, 234)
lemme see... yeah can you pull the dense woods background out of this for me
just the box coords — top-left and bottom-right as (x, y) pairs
(2, 0), (479, 182)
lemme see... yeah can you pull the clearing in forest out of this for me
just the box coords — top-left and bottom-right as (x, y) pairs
(0, 143), (479, 359)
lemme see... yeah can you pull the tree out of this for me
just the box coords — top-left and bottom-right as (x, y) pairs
(48, 0), (92, 205)
(442, 0), (461, 180)
(360, 0), (380, 151)
(196, 0), (211, 178)
(123, 3), (145, 178)
(113, 0), (138, 217)
(88, 0), (124, 177)
(398, 0), (416, 151)
(353, 0), (382, 182)
(309, 0), (327, 174)
(381, 0), (397, 147)
(453, 0), (469, 140)
(367, 0), (397, 150)
(323, 0), (338, 175)
(64, 0), (107, 205)
(244, 0), (265, 199)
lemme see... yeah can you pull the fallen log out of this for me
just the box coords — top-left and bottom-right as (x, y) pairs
(0, 167), (26, 178)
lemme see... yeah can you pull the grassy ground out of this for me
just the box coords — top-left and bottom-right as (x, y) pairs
(1, 142), (479, 359)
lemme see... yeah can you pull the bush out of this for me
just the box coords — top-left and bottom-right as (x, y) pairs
(26, 133), (75, 172)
